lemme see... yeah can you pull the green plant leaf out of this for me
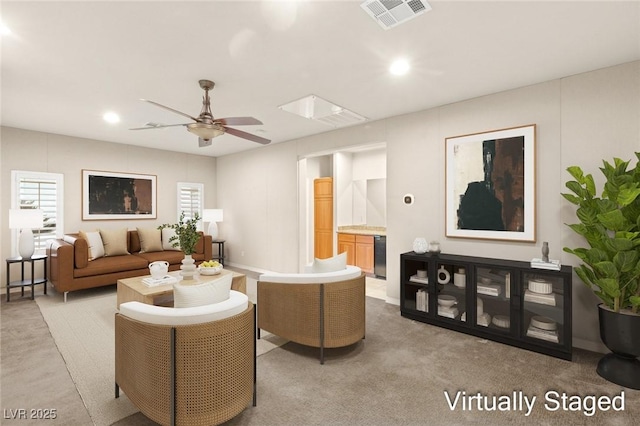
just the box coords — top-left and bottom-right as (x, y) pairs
(604, 238), (634, 252)
(585, 174), (596, 197)
(613, 250), (639, 273)
(577, 207), (599, 226)
(630, 296), (640, 309)
(566, 166), (584, 182)
(593, 261), (618, 279)
(617, 186), (640, 207)
(561, 193), (581, 205)
(565, 181), (586, 198)
(598, 278), (621, 298)
(597, 210), (629, 231)
(586, 248), (609, 264)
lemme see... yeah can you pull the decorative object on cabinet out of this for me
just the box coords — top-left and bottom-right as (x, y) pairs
(445, 124), (536, 242)
(400, 251), (572, 360)
(428, 241), (441, 254)
(82, 170), (156, 220)
(453, 268), (466, 288)
(437, 265), (450, 284)
(541, 241), (549, 262)
(412, 237), (428, 254)
(9, 209), (44, 258)
(562, 152), (640, 389)
(531, 241), (561, 271)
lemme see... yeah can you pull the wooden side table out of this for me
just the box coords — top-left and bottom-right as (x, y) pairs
(6, 255), (48, 302)
(212, 240), (225, 265)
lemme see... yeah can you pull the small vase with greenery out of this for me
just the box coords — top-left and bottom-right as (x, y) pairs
(158, 212), (201, 256)
(562, 153), (640, 314)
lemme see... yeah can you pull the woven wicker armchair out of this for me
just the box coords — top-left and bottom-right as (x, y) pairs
(115, 293), (256, 426)
(257, 266), (365, 364)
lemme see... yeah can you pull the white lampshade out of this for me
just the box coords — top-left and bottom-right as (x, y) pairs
(203, 209), (223, 223)
(203, 209), (223, 240)
(9, 209), (44, 258)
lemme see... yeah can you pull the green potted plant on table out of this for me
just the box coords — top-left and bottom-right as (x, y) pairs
(562, 152), (640, 389)
(158, 212), (201, 280)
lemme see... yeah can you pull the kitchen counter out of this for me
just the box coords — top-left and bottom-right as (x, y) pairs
(337, 226), (386, 236)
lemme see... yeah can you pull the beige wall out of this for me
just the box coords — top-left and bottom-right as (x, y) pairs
(0, 127), (217, 286)
(216, 60), (640, 352)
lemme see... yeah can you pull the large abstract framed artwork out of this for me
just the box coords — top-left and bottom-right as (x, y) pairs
(82, 170), (157, 220)
(445, 124), (536, 242)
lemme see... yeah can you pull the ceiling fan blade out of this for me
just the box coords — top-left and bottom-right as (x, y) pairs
(215, 117), (263, 126)
(129, 123), (190, 130)
(141, 99), (200, 122)
(224, 127), (271, 145)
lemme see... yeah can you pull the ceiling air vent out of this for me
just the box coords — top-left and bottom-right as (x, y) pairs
(361, 0), (432, 30)
(279, 95), (367, 128)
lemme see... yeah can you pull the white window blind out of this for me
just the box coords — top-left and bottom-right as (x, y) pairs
(11, 171), (65, 253)
(177, 182), (204, 229)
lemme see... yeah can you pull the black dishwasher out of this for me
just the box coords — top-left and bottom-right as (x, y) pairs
(374, 235), (386, 278)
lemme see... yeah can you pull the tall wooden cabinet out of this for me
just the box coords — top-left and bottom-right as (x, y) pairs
(314, 178), (333, 259)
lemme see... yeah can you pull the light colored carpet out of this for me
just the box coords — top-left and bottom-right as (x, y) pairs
(35, 288), (284, 426)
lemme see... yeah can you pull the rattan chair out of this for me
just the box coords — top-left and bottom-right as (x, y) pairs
(115, 298), (256, 426)
(257, 268), (365, 364)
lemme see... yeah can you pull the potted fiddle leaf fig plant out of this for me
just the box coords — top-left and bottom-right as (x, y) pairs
(562, 152), (640, 389)
(158, 212), (201, 279)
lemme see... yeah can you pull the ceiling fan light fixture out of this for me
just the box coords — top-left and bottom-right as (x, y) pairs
(187, 122), (225, 139)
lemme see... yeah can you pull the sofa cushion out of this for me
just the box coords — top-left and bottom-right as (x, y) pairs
(73, 254), (149, 278)
(100, 228), (130, 257)
(79, 231), (105, 261)
(259, 265), (362, 284)
(119, 290), (248, 326)
(309, 252), (347, 273)
(134, 250), (185, 265)
(161, 228), (181, 251)
(137, 227), (163, 253)
(173, 273), (233, 308)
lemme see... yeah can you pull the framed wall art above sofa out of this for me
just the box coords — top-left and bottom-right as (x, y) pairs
(82, 169), (157, 220)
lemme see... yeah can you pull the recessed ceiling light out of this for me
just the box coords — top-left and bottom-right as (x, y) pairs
(103, 112), (120, 124)
(390, 59), (410, 76)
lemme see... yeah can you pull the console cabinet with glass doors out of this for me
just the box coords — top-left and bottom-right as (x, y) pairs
(400, 251), (572, 360)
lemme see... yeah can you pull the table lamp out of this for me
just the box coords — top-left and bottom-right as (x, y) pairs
(9, 209), (44, 258)
(203, 209), (223, 240)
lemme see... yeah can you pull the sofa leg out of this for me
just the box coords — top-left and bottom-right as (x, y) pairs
(257, 328), (261, 339)
(64, 291), (68, 303)
(115, 383), (119, 398)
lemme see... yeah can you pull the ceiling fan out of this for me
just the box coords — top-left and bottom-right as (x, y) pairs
(131, 79), (270, 147)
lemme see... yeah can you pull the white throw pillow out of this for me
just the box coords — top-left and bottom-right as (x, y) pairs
(173, 273), (232, 308)
(79, 230), (105, 261)
(162, 228), (181, 251)
(310, 252), (347, 273)
(137, 227), (163, 253)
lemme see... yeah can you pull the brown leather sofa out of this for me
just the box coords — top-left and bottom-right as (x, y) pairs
(47, 230), (212, 301)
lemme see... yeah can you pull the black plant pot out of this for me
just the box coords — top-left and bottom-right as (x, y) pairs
(596, 304), (640, 390)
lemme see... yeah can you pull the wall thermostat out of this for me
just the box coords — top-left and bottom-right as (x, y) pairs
(403, 194), (414, 205)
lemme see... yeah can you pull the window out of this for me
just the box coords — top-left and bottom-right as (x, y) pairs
(177, 182), (204, 229)
(11, 171), (64, 254)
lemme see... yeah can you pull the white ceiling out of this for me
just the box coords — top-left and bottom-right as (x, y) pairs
(2, 1), (639, 157)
